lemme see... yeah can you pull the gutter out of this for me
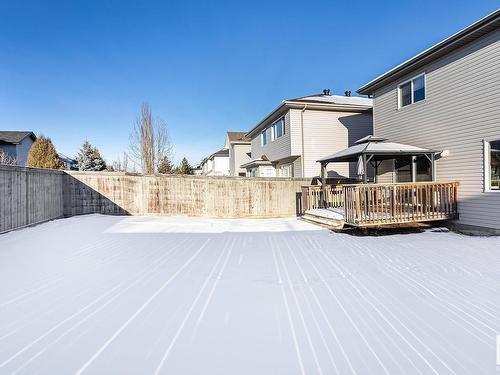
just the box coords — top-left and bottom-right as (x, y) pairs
(300, 103), (307, 177)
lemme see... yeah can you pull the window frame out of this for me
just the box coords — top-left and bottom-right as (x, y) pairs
(484, 139), (500, 192)
(397, 73), (426, 109)
(261, 129), (267, 146)
(271, 117), (285, 141)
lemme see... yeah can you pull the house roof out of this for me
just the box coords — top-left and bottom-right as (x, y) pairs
(358, 9), (500, 94)
(226, 131), (250, 143)
(0, 131), (36, 144)
(207, 148), (229, 160)
(240, 158), (273, 169)
(318, 135), (438, 163)
(286, 94), (373, 107)
(246, 93), (372, 138)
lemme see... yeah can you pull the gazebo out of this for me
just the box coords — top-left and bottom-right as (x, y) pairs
(317, 135), (439, 185)
(300, 136), (459, 228)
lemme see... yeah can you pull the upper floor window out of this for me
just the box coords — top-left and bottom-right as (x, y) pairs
(261, 130), (267, 146)
(271, 118), (285, 141)
(486, 140), (500, 191)
(398, 74), (425, 108)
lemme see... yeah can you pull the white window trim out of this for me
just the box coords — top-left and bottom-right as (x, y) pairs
(484, 139), (500, 192)
(397, 73), (426, 109)
(261, 130), (267, 146)
(270, 117), (285, 142)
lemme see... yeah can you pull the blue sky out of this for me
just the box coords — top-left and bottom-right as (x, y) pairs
(1, 1), (498, 166)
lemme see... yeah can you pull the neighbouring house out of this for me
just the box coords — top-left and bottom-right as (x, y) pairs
(192, 164), (203, 175)
(244, 90), (373, 178)
(200, 148), (230, 176)
(0, 131), (36, 166)
(224, 131), (251, 176)
(357, 9), (500, 233)
(58, 153), (78, 170)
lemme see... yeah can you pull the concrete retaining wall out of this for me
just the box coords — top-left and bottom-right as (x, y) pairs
(0, 167), (310, 232)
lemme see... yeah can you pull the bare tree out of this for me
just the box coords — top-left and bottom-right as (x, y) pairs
(0, 150), (17, 166)
(112, 152), (130, 172)
(129, 103), (173, 174)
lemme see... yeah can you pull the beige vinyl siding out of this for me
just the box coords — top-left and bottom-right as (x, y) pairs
(292, 157), (302, 178)
(296, 109), (373, 178)
(373, 28), (500, 230)
(230, 143), (252, 176)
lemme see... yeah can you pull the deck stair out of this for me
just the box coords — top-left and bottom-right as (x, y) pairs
(301, 209), (345, 230)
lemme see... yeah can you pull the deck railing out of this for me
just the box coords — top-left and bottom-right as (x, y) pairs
(301, 181), (459, 227)
(301, 184), (343, 211)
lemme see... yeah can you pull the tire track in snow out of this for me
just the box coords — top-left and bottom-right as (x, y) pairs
(75, 238), (211, 375)
(286, 241), (344, 375)
(0, 238), (189, 371)
(195, 237), (235, 327)
(316, 245), (455, 375)
(271, 238), (305, 375)
(299, 243), (391, 375)
(154, 236), (232, 374)
(10, 239), (197, 374)
(276, 238), (324, 375)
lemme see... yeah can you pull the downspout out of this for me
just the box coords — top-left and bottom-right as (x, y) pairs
(300, 104), (308, 178)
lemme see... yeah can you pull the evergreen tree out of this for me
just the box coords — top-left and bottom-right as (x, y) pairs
(76, 141), (106, 171)
(26, 136), (63, 169)
(76, 141), (94, 171)
(91, 147), (106, 171)
(176, 157), (193, 175)
(158, 157), (173, 174)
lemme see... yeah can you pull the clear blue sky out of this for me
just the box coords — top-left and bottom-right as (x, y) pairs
(1, 1), (498, 166)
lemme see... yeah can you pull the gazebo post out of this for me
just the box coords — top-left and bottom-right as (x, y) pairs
(362, 154), (368, 183)
(430, 153), (436, 181)
(411, 156), (417, 183)
(320, 162), (327, 208)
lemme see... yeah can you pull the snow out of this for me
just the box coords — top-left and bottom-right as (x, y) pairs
(306, 208), (345, 221)
(0, 215), (499, 374)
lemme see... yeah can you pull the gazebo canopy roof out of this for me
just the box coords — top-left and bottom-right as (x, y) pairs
(318, 135), (439, 164)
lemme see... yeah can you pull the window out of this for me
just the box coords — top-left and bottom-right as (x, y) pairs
(486, 140), (500, 190)
(399, 74), (426, 108)
(271, 118), (285, 140)
(261, 130), (267, 146)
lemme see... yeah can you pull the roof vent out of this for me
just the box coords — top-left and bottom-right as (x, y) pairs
(322, 89), (331, 96)
(344, 90), (351, 97)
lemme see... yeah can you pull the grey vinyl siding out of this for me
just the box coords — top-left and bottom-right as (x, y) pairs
(16, 138), (34, 167)
(250, 111), (292, 161)
(291, 109), (373, 178)
(373, 28), (500, 230)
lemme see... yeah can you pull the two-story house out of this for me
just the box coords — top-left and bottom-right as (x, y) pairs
(243, 91), (373, 178)
(224, 132), (251, 176)
(0, 131), (36, 166)
(357, 9), (500, 233)
(200, 148), (230, 176)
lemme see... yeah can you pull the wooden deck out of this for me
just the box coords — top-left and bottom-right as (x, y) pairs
(301, 181), (459, 227)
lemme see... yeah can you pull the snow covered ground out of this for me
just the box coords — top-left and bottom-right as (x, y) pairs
(0, 215), (499, 374)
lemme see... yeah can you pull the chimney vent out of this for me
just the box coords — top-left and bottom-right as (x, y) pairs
(323, 89), (330, 96)
(344, 90), (351, 97)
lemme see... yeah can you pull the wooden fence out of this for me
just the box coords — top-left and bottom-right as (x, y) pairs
(0, 166), (64, 233)
(0, 166), (312, 233)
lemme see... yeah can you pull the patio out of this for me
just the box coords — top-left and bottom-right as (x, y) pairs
(0, 215), (499, 374)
